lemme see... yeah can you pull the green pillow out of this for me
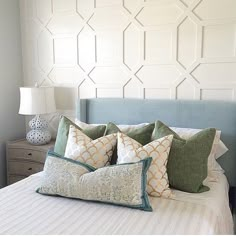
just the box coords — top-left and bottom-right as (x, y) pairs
(104, 122), (155, 164)
(153, 120), (216, 193)
(54, 116), (106, 156)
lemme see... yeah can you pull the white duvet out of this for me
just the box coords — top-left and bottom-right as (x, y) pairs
(0, 173), (234, 235)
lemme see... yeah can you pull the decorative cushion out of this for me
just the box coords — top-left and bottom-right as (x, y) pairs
(117, 132), (173, 198)
(64, 124), (117, 168)
(154, 120), (216, 193)
(37, 151), (153, 211)
(105, 122), (155, 164)
(170, 127), (226, 174)
(75, 119), (149, 133)
(54, 116), (106, 156)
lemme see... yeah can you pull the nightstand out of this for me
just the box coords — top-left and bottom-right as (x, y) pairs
(7, 139), (55, 185)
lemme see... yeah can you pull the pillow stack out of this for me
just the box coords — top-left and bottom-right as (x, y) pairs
(37, 116), (226, 211)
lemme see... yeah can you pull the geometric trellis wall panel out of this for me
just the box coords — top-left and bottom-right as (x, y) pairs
(20, 0), (236, 109)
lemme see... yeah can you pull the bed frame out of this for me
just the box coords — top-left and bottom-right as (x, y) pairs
(77, 98), (236, 187)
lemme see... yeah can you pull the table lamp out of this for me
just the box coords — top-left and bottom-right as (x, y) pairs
(19, 86), (56, 145)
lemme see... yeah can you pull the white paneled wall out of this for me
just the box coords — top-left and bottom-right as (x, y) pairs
(20, 0), (236, 107)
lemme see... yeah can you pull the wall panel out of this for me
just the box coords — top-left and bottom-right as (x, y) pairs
(20, 0), (236, 111)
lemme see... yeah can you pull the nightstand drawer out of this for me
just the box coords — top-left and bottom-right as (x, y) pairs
(8, 160), (44, 176)
(8, 148), (46, 163)
(8, 175), (26, 185)
(7, 139), (54, 185)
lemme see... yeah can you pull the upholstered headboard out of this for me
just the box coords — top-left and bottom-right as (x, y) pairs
(77, 98), (236, 187)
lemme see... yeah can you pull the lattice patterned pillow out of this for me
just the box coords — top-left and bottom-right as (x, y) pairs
(64, 125), (117, 168)
(117, 132), (173, 198)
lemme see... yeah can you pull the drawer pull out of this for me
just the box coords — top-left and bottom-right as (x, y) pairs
(28, 153), (32, 156)
(28, 167), (32, 171)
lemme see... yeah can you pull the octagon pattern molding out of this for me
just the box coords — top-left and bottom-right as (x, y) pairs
(20, 0), (236, 102)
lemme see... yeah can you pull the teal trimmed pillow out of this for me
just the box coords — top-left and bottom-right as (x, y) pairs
(54, 116), (106, 156)
(104, 122), (155, 164)
(37, 151), (152, 211)
(153, 120), (216, 193)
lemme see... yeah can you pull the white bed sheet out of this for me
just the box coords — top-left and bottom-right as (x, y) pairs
(0, 173), (234, 235)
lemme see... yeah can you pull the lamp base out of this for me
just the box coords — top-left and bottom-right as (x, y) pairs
(26, 129), (51, 145)
(26, 115), (51, 145)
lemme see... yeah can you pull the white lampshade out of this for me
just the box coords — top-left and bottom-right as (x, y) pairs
(19, 87), (56, 115)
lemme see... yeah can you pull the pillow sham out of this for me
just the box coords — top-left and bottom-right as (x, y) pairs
(54, 116), (106, 156)
(64, 124), (117, 168)
(117, 132), (173, 198)
(105, 122), (155, 164)
(154, 120), (216, 193)
(37, 151), (152, 211)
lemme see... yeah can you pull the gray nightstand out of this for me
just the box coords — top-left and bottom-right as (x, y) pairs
(7, 139), (55, 185)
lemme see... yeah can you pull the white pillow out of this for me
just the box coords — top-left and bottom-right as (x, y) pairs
(65, 124), (117, 168)
(117, 132), (173, 198)
(214, 141), (228, 159)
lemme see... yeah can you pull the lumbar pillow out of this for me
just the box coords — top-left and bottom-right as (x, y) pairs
(64, 124), (117, 168)
(153, 120), (216, 193)
(37, 151), (152, 211)
(104, 122), (155, 164)
(117, 132), (173, 198)
(54, 116), (106, 156)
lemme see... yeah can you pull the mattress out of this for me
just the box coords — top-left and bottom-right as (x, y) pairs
(0, 173), (234, 235)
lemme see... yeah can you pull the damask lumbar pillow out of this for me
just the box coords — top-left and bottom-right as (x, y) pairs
(54, 116), (106, 156)
(154, 120), (216, 193)
(37, 151), (153, 211)
(117, 132), (173, 198)
(64, 124), (117, 168)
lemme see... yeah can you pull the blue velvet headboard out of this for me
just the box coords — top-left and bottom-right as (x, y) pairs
(77, 98), (236, 187)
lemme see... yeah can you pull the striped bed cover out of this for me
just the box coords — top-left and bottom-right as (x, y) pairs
(0, 173), (234, 235)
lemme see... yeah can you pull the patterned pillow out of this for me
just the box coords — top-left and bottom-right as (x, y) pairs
(64, 125), (117, 168)
(54, 116), (106, 156)
(105, 122), (155, 164)
(37, 151), (152, 211)
(117, 132), (173, 198)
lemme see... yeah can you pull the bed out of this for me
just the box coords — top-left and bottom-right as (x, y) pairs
(0, 98), (235, 234)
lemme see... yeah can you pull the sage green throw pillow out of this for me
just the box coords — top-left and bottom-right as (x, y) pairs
(54, 116), (106, 156)
(154, 120), (216, 193)
(37, 151), (152, 211)
(104, 122), (155, 164)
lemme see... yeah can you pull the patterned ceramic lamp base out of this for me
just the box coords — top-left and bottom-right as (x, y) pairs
(26, 115), (51, 145)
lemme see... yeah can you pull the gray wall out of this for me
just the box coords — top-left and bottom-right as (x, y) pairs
(0, 0), (26, 187)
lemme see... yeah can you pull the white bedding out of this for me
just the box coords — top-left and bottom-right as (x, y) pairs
(0, 173), (234, 235)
